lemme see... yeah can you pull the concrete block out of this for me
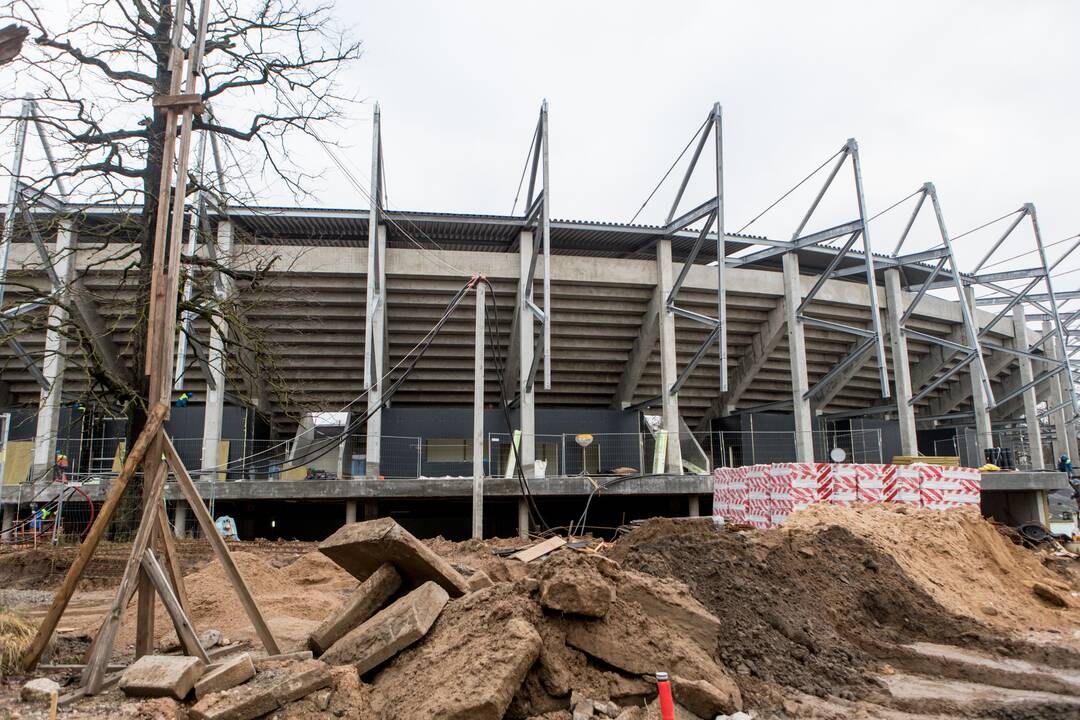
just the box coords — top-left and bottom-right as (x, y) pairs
(321, 580), (449, 674)
(319, 517), (469, 596)
(119, 654), (205, 700)
(467, 569), (493, 591)
(307, 562), (401, 655)
(269, 659), (333, 705)
(195, 653), (255, 698)
(252, 650), (313, 671)
(189, 681), (278, 720)
(20, 678), (59, 703)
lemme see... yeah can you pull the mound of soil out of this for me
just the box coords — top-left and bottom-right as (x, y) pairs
(785, 504), (1080, 634)
(606, 518), (984, 702)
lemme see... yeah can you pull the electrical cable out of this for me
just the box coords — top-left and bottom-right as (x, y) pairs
(628, 116), (711, 225)
(950, 208), (1024, 242)
(510, 120), (541, 216)
(735, 148), (845, 235)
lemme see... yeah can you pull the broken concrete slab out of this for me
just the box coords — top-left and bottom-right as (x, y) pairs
(195, 653), (255, 699)
(252, 650), (313, 671)
(319, 517), (469, 596)
(189, 679), (279, 720)
(537, 551), (616, 618)
(307, 562), (401, 655)
(467, 569), (493, 591)
(20, 678), (60, 703)
(618, 569), (721, 652)
(672, 675), (735, 719)
(269, 659), (333, 705)
(119, 654), (205, 700)
(321, 580), (449, 674)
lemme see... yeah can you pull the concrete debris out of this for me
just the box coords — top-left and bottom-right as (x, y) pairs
(198, 628), (224, 649)
(321, 580), (449, 674)
(194, 653), (255, 698)
(616, 569), (720, 651)
(20, 677), (59, 704)
(537, 550), (616, 618)
(189, 677), (279, 720)
(467, 568), (494, 591)
(319, 517), (470, 596)
(671, 675), (737, 719)
(252, 650), (313, 671)
(269, 658), (334, 704)
(307, 561), (402, 655)
(119, 654), (206, 700)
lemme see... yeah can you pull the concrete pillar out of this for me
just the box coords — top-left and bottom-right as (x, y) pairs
(365, 224), (387, 478)
(1, 503), (13, 541)
(782, 254), (813, 462)
(1012, 306), (1043, 470)
(1045, 319), (1079, 464)
(656, 238), (683, 474)
(472, 283), (486, 540)
(964, 286), (994, 459)
(173, 500), (188, 539)
(345, 499), (357, 525)
(202, 221), (232, 480)
(883, 269), (918, 455)
(687, 495), (700, 517)
(518, 230), (536, 477)
(32, 221), (75, 479)
(517, 497), (529, 540)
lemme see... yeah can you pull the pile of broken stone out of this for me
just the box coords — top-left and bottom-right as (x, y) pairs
(22, 517), (745, 719)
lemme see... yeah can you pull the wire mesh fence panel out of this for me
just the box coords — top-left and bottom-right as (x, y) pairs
(486, 433), (562, 477)
(380, 436), (422, 479)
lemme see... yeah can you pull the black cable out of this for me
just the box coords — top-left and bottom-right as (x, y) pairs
(628, 116), (711, 225)
(480, 276), (549, 532)
(735, 147), (845, 235)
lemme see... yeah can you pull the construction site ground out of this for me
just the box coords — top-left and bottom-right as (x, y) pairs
(2, 504), (1080, 719)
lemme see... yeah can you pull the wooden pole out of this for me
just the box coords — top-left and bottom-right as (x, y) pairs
(20, 403), (168, 671)
(141, 548), (208, 663)
(163, 434), (280, 654)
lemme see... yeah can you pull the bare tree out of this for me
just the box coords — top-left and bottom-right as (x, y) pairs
(0, 0), (360, 440)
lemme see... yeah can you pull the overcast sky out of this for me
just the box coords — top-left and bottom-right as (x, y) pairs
(20, 0), (1080, 300)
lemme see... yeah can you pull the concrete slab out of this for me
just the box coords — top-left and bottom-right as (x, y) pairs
(195, 653), (255, 699)
(321, 580), (449, 674)
(980, 471), (1069, 492)
(269, 659), (333, 705)
(319, 517), (469, 596)
(189, 680), (279, 720)
(308, 562), (401, 655)
(119, 655), (205, 700)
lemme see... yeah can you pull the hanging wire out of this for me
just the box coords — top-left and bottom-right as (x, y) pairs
(628, 116), (711, 225)
(734, 148), (845, 235)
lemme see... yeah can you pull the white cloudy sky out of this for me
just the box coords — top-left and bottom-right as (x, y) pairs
(14, 0), (1080, 300)
(324, 1), (1079, 293)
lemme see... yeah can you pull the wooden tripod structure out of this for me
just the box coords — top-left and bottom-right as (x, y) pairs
(19, 0), (279, 693)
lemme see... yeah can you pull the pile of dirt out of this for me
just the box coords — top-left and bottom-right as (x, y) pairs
(784, 504), (1080, 633)
(605, 517), (991, 703)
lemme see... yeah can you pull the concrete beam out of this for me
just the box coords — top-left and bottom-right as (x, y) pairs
(783, 254), (813, 462)
(811, 340), (877, 416)
(32, 221), (74, 477)
(656, 238), (682, 473)
(201, 221), (232, 480)
(611, 283), (660, 409)
(885, 269), (917, 455)
(965, 286), (993, 458)
(518, 230), (536, 479)
(1012, 305), (1043, 469)
(697, 298), (785, 428)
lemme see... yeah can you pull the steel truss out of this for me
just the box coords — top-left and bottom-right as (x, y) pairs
(516, 101), (553, 392)
(663, 103), (727, 396)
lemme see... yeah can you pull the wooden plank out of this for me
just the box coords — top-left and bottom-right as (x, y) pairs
(509, 535), (566, 563)
(141, 548), (209, 664)
(20, 403), (169, 671)
(156, 509), (191, 615)
(163, 434), (281, 655)
(136, 435), (165, 658)
(81, 460), (169, 693)
(151, 93), (204, 111)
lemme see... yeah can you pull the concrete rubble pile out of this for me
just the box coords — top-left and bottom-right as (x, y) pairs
(32, 517), (741, 719)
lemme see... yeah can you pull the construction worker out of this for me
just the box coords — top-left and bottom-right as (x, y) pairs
(1060, 454), (1075, 478)
(175, 392), (191, 408)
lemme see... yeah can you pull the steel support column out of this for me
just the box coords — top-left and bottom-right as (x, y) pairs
(31, 220), (74, 478)
(783, 254), (814, 462)
(884, 269), (918, 455)
(1045, 319), (1079, 464)
(365, 224), (387, 478)
(964, 286), (994, 457)
(1011, 306), (1043, 469)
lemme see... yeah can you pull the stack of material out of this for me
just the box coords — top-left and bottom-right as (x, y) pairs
(713, 463), (981, 528)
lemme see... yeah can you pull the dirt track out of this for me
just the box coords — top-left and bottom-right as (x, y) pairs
(2, 506), (1080, 719)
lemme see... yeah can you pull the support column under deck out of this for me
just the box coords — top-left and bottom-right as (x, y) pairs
(964, 286), (994, 458)
(518, 230), (536, 478)
(1012, 306), (1043, 469)
(365, 224), (387, 478)
(173, 501), (188, 539)
(884, 269), (918, 455)
(472, 282), (486, 540)
(345, 499), (357, 525)
(656, 238), (683, 474)
(32, 221), (75, 479)
(783, 254), (813, 462)
(201, 221), (232, 480)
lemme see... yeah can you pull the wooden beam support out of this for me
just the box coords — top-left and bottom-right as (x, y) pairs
(20, 403), (168, 671)
(141, 548), (209, 664)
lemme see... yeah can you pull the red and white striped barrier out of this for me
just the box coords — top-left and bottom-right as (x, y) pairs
(712, 462), (980, 528)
